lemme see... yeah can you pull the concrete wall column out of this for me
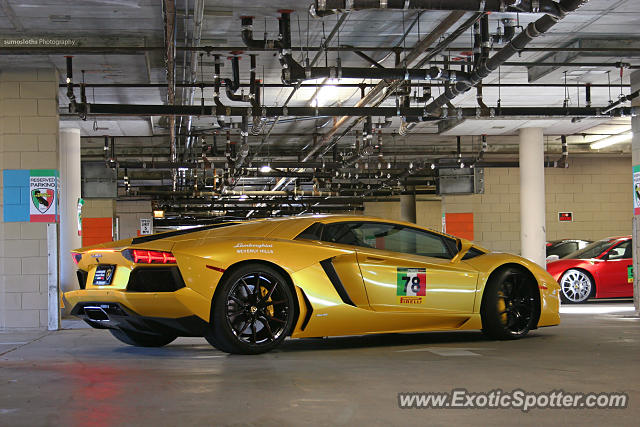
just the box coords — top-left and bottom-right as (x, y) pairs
(400, 193), (417, 223)
(59, 128), (82, 293)
(519, 127), (546, 267)
(0, 68), (59, 329)
(630, 70), (640, 314)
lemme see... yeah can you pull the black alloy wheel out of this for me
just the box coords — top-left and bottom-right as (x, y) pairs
(481, 267), (539, 340)
(207, 264), (295, 354)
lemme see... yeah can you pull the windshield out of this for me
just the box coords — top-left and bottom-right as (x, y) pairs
(562, 239), (616, 260)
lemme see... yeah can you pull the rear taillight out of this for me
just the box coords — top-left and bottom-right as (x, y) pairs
(122, 249), (176, 264)
(72, 253), (82, 265)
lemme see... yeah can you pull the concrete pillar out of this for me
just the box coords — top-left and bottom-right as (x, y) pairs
(519, 127), (546, 267)
(400, 193), (417, 223)
(59, 128), (82, 293)
(630, 70), (640, 314)
(0, 68), (59, 329)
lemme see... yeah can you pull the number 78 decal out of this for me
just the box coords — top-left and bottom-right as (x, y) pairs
(397, 268), (426, 296)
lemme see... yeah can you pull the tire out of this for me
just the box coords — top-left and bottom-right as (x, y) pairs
(559, 269), (594, 304)
(481, 267), (538, 340)
(206, 264), (296, 354)
(109, 329), (177, 347)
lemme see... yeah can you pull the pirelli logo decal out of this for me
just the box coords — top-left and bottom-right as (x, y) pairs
(399, 296), (422, 304)
(397, 268), (426, 304)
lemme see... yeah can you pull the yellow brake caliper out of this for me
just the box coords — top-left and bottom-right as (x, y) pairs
(261, 286), (275, 317)
(497, 291), (507, 325)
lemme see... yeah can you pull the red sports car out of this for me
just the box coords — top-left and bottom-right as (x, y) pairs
(546, 236), (633, 303)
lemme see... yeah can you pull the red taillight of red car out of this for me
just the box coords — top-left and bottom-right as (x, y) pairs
(122, 249), (176, 264)
(71, 253), (82, 265)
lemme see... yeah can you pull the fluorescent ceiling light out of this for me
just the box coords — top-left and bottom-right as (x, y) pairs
(589, 131), (632, 150)
(309, 78), (339, 107)
(259, 165), (272, 173)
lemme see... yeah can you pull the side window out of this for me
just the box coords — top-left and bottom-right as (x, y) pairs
(555, 242), (578, 258)
(295, 222), (324, 241)
(607, 241), (631, 260)
(322, 222), (454, 259)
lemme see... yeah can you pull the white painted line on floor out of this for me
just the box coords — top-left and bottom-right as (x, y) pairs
(192, 355), (226, 358)
(396, 347), (489, 356)
(560, 306), (636, 314)
(0, 342), (28, 345)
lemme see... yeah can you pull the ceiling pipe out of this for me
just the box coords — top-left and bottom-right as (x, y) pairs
(212, 55), (226, 110)
(61, 81), (633, 89)
(476, 134), (488, 163)
(222, 189), (338, 197)
(80, 103), (635, 118)
(601, 89), (640, 114)
(10, 45), (640, 55)
(281, 62), (473, 85)
(183, 0), (205, 153)
(307, 11), (481, 168)
(64, 56), (82, 117)
(162, 0), (177, 192)
(310, 0), (564, 17)
(558, 135), (569, 168)
(273, 10), (467, 180)
(240, 15), (284, 49)
(224, 55), (250, 103)
(423, 0), (591, 117)
(235, 9), (329, 186)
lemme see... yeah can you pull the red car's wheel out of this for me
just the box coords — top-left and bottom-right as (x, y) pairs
(559, 269), (594, 304)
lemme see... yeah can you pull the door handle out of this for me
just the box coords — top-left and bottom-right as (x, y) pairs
(365, 256), (386, 263)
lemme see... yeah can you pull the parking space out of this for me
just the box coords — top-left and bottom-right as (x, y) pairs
(1, 301), (638, 425)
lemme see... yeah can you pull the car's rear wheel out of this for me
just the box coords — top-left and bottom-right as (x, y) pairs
(109, 329), (177, 347)
(481, 267), (538, 340)
(207, 264), (296, 354)
(559, 269), (594, 304)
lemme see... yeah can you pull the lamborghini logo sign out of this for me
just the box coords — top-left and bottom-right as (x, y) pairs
(31, 188), (54, 213)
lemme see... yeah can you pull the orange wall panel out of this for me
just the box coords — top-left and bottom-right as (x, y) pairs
(82, 217), (113, 247)
(445, 213), (474, 241)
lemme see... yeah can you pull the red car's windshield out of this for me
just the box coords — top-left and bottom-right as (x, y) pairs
(562, 238), (617, 260)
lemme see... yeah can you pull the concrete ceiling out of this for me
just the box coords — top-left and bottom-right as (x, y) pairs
(2, 0), (639, 217)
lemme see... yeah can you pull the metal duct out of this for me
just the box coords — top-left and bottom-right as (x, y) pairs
(311, 0), (564, 17)
(424, 0), (590, 117)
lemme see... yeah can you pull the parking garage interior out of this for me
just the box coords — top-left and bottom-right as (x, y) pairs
(1, 0), (640, 424)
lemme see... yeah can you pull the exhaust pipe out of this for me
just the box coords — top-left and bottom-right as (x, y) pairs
(84, 306), (110, 322)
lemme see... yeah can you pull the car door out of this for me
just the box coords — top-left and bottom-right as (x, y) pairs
(322, 221), (478, 314)
(597, 240), (633, 297)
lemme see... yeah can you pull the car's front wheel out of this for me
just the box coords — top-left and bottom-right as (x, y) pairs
(109, 329), (177, 347)
(207, 264), (296, 354)
(559, 269), (594, 303)
(481, 267), (538, 340)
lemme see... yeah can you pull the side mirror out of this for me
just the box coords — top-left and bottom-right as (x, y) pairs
(546, 255), (560, 263)
(451, 239), (473, 263)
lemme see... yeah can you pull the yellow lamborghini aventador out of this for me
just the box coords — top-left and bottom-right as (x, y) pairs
(64, 215), (560, 354)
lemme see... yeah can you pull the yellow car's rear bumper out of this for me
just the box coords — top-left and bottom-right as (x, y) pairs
(64, 287), (212, 322)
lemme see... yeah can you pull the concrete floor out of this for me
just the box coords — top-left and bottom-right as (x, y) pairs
(1, 300), (639, 426)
